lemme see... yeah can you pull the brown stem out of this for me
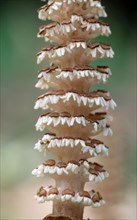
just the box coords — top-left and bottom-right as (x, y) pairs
(52, 179), (85, 219)
(53, 201), (84, 220)
(43, 214), (76, 220)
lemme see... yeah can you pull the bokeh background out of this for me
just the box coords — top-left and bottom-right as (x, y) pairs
(0, 0), (136, 219)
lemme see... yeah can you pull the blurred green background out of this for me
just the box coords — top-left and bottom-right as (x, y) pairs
(0, 0), (136, 219)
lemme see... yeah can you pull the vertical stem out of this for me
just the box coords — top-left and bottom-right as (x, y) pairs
(53, 201), (84, 219)
(52, 178), (85, 219)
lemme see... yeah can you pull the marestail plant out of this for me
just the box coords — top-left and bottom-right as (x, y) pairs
(32, 0), (116, 219)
